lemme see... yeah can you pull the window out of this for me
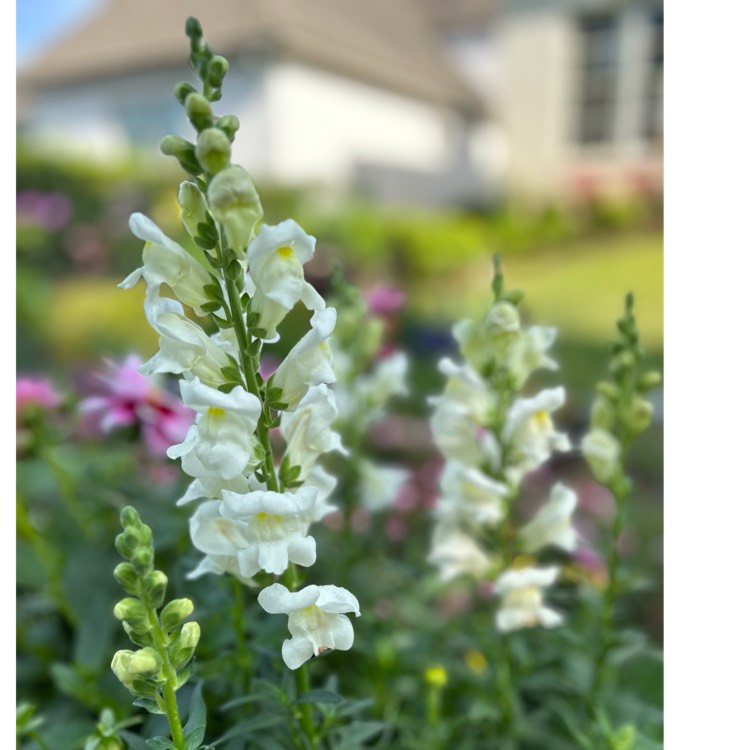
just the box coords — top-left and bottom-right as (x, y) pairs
(577, 14), (619, 144)
(643, 10), (663, 142)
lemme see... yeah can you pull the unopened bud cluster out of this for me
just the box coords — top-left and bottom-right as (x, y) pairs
(111, 506), (199, 699)
(581, 293), (661, 488)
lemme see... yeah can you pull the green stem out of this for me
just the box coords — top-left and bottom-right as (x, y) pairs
(147, 608), (185, 750)
(587, 470), (630, 721)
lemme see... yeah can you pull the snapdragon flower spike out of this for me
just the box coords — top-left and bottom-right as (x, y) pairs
(427, 524), (492, 582)
(435, 461), (508, 528)
(120, 213), (216, 315)
(494, 566), (563, 632)
(258, 583), (361, 670)
(246, 220), (326, 342)
(166, 377), (262, 480)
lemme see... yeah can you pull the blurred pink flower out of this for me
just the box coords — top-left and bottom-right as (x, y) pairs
(365, 285), (405, 316)
(80, 354), (195, 457)
(385, 514), (408, 542)
(17, 376), (63, 422)
(259, 354), (280, 381)
(16, 190), (72, 231)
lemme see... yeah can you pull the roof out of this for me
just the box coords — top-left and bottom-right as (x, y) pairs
(18, 0), (486, 117)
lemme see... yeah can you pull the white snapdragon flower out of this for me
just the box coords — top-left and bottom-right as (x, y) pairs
(280, 384), (346, 481)
(258, 583), (361, 670)
(502, 387), (571, 479)
(220, 487), (318, 577)
(436, 358), (493, 423)
(272, 307), (337, 409)
(167, 378), (262, 480)
(427, 524), (492, 581)
(436, 461), (508, 527)
(140, 293), (233, 388)
(429, 399), (483, 467)
(353, 351), (409, 417)
(176, 474), (251, 507)
(494, 566), (563, 632)
(305, 465), (339, 521)
(581, 428), (621, 484)
(246, 220), (325, 341)
(358, 460), (410, 512)
(506, 326), (559, 387)
(186, 500), (257, 586)
(519, 483), (578, 554)
(453, 301), (520, 372)
(120, 213), (216, 315)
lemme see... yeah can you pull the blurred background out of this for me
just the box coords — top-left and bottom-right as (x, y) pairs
(16, 0), (663, 634)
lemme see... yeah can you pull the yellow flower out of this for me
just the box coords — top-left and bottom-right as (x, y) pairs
(424, 666), (448, 688)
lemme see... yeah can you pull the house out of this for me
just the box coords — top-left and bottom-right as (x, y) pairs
(17, 0), (663, 205)
(16, 0), (494, 207)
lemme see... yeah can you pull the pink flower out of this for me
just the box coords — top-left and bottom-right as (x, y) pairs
(365, 285), (405, 316)
(80, 355), (195, 458)
(17, 377), (62, 422)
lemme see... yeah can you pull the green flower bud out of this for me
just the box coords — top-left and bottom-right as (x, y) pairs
(111, 649), (136, 690)
(160, 135), (202, 175)
(131, 546), (154, 576)
(590, 395), (616, 431)
(113, 562), (139, 595)
(178, 181), (211, 240)
(609, 350), (636, 377)
(637, 371), (662, 391)
(120, 506), (141, 528)
(185, 93), (214, 132)
(623, 396), (653, 435)
(207, 165), (263, 253)
(170, 622), (201, 668)
(174, 82), (198, 105)
(609, 724), (636, 750)
(207, 55), (229, 88)
(122, 620), (153, 648)
(128, 647), (162, 677)
(196, 127), (231, 175)
(216, 114), (240, 142)
(502, 289), (525, 306)
(160, 598), (194, 631)
(581, 428), (621, 484)
(483, 301), (520, 336)
(185, 16), (203, 41)
(113, 597), (148, 624)
(142, 570), (168, 609)
(595, 381), (620, 401)
(114, 529), (140, 559)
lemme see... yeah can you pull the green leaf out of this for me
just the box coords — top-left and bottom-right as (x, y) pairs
(330, 721), (385, 747)
(213, 715), (288, 745)
(182, 683), (207, 749)
(201, 301), (224, 314)
(146, 738), (178, 750)
(120, 732), (152, 750)
(133, 697), (165, 716)
(297, 689), (343, 705)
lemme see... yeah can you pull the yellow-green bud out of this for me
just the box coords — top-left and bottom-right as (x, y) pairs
(131, 547), (153, 576)
(111, 650), (136, 690)
(637, 371), (662, 391)
(128, 647), (162, 677)
(185, 93), (214, 132)
(610, 724), (636, 750)
(142, 570), (168, 609)
(178, 181), (211, 239)
(196, 127), (231, 175)
(170, 622), (201, 668)
(624, 396), (653, 435)
(483, 301), (520, 336)
(595, 381), (620, 401)
(424, 666), (448, 688)
(581, 428), (621, 484)
(160, 135), (202, 175)
(120, 506), (140, 528)
(115, 529), (139, 559)
(113, 597), (148, 624)
(207, 55), (229, 88)
(160, 598), (194, 630)
(122, 620), (152, 648)
(207, 165), (263, 253)
(609, 350), (636, 376)
(590, 395), (616, 431)
(113, 562), (139, 595)
(216, 114), (240, 142)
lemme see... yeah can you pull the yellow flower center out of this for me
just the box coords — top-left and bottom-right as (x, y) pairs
(207, 406), (226, 418)
(277, 246), (294, 258)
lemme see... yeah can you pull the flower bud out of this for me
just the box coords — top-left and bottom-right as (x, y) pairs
(178, 181), (211, 240)
(207, 55), (229, 88)
(581, 429), (621, 484)
(623, 396), (653, 435)
(131, 546), (154, 576)
(170, 622), (201, 668)
(122, 620), (153, 648)
(590, 395), (616, 432)
(113, 563), (140, 595)
(142, 570), (168, 609)
(185, 93), (214, 132)
(111, 650), (136, 690)
(174, 82), (198, 105)
(128, 647), (162, 677)
(207, 165), (263, 253)
(160, 135), (202, 175)
(216, 114), (240, 142)
(609, 350), (635, 377)
(595, 381), (619, 401)
(120, 506), (141, 528)
(114, 529), (140, 559)
(483, 302), (520, 336)
(196, 127), (231, 174)
(160, 598), (194, 631)
(637, 371), (662, 391)
(113, 597), (148, 624)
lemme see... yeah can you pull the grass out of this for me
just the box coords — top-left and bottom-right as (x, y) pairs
(408, 232), (664, 349)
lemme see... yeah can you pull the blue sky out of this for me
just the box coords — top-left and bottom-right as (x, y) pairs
(16, 0), (103, 65)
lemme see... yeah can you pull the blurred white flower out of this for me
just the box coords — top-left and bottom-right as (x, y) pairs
(519, 483), (578, 553)
(436, 461), (508, 527)
(258, 583), (360, 670)
(582, 428), (621, 483)
(506, 326), (559, 387)
(427, 524), (491, 581)
(494, 566), (562, 632)
(358, 460), (410, 512)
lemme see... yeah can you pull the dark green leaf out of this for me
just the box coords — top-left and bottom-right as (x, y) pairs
(297, 689), (342, 705)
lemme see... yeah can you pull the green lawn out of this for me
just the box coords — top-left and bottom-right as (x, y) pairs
(410, 233), (663, 349)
